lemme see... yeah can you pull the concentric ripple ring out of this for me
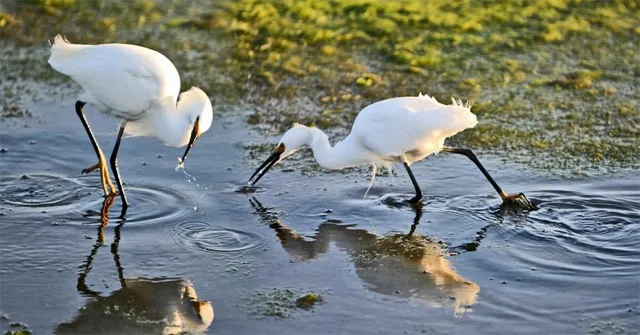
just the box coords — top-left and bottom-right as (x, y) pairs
(69, 184), (199, 227)
(173, 221), (264, 253)
(0, 174), (93, 213)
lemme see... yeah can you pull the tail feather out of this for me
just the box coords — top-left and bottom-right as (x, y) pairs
(49, 34), (70, 54)
(450, 97), (477, 128)
(48, 34), (82, 69)
(415, 92), (477, 133)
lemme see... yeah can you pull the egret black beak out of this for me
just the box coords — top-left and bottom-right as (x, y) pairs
(178, 116), (200, 168)
(248, 143), (285, 186)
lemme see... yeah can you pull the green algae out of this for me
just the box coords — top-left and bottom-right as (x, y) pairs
(3, 331), (32, 335)
(295, 293), (323, 309)
(249, 288), (325, 318)
(2, 321), (32, 335)
(1, 0), (639, 173)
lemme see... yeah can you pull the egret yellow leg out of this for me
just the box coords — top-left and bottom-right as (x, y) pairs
(82, 157), (117, 196)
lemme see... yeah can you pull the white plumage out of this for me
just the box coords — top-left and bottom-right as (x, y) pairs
(48, 34), (213, 207)
(271, 94), (477, 171)
(247, 94), (474, 197)
(352, 93), (477, 163)
(48, 35), (213, 147)
(248, 93), (533, 209)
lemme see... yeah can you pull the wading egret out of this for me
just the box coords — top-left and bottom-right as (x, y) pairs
(248, 93), (533, 209)
(48, 35), (213, 208)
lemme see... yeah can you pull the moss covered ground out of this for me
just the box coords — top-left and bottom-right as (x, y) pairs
(1, 0), (638, 174)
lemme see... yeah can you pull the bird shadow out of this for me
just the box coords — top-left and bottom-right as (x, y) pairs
(59, 197), (213, 334)
(248, 196), (480, 315)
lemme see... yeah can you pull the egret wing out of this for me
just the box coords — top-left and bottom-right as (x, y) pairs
(50, 44), (179, 116)
(352, 96), (477, 158)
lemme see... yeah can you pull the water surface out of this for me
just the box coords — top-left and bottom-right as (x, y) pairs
(1, 98), (639, 334)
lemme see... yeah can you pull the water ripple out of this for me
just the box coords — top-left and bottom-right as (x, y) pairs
(172, 221), (264, 253)
(0, 174), (93, 213)
(0, 174), (198, 227)
(73, 184), (198, 227)
(471, 189), (639, 302)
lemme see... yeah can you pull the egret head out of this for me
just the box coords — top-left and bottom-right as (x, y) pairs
(248, 124), (312, 186)
(177, 87), (213, 168)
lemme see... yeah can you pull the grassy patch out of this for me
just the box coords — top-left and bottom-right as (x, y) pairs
(1, 0), (639, 173)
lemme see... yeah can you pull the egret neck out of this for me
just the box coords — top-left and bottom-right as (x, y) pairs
(306, 127), (375, 169)
(147, 95), (201, 148)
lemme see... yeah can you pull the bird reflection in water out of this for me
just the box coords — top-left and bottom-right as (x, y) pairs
(249, 197), (479, 315)
(57, 197), (213, 334)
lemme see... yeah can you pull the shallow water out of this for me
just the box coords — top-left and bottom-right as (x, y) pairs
(0, 98), (639, 334)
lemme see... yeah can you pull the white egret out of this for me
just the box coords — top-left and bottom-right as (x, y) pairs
(248, 93), (533, 209)
(48, 35), (213, 208)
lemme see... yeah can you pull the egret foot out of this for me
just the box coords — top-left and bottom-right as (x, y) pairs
(81, 162), (100, 174)
(406, 198), (423, 213)
(235, 185), (259, 194)
(406, 195), (423, 206)
(82, 159), (117, 197)
(500, 192), (535, 210)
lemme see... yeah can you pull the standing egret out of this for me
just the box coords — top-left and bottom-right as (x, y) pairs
(247, 93), (533, 209)
(48, 35), (213, 208)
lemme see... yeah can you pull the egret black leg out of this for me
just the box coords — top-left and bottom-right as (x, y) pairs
(110, 122), (129, 208)
(442, 146), (534, 209)
(403, 162), (423, 204)
(75, 101), (117, 196)
(441, 146), (506, 198)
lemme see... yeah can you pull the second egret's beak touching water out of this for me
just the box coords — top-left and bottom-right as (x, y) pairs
(248, 143), (285, 186)
(177, 116), (201, 169)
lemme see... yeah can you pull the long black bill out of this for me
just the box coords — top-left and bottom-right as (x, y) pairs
(179, 116), (200, 168)
(248, 143), (285, 186)
(248, 152), (281, 186)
